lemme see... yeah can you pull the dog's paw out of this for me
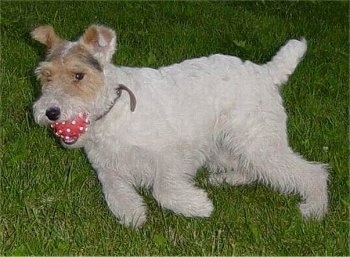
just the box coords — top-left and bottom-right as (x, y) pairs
(299, 201), (327, 220)
(189, 194), (214, 217)
(118, 206), (147, 229)
(158, 188), (214, 218)
(106, 197), (147, 229)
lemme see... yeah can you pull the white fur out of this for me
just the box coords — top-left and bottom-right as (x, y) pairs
(33, 27), (328, 228)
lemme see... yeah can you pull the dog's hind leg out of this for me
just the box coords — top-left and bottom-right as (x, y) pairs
(234, 126), (329, 220)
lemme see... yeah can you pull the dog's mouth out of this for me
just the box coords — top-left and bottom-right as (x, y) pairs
(50, 113), (89, 145)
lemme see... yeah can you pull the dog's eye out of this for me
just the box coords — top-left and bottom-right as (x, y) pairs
(74, 72), (85, 81)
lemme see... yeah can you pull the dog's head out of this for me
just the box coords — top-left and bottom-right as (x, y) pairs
(32, 25), (135, 146)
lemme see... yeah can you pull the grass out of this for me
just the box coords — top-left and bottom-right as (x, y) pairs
(1, 1), (348, 255)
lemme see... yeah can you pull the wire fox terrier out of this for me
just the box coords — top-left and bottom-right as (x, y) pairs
(32, 24), (328, 228)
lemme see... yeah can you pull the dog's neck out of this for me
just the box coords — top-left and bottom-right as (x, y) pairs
(95, 84), (136, 121)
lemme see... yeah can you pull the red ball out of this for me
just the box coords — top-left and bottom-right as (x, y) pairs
(50, 113), (89, 141)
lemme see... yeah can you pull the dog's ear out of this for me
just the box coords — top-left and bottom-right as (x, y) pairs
(31, 25), (64, 50)
(79, 25), (116, 65)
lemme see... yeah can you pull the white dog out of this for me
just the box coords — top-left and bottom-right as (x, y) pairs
(32, 25), (328, 228)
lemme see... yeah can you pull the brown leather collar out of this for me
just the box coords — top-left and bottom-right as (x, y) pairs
(95, 84), (136, 121)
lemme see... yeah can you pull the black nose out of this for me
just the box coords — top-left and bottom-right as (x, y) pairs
(45, 107), (61, 121)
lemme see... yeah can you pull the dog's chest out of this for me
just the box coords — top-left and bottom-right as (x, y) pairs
(84, 129), (157, 187)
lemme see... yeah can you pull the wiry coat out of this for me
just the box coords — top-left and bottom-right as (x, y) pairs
(32, 25), (328, 228)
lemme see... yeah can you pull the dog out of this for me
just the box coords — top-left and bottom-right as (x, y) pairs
(31, 24), (328, 228)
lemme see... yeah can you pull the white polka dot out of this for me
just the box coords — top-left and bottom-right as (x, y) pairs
(79, 127), (84, 131)
(58, 130), (62, 133)
(66, 128), (71, 133)
(62, 121), (66, 125)
(85, 127), (88, 132)
(65, 136), (70, 140)
(72, 120), (76, 125)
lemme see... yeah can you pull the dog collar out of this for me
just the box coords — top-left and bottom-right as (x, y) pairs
(95, 84), (136, 121)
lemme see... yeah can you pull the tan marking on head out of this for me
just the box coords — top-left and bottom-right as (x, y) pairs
(46, 43), (103, 71)
(36, 44), (104, 101)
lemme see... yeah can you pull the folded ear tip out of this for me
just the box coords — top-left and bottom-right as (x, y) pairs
(81, 24), (117, 64)
(89, 25), (116, 39)
(31, 25), (62, 49)
(31, 25), (54, 37)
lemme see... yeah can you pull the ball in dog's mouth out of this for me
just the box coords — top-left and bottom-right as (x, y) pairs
(50, 113), (89, 145)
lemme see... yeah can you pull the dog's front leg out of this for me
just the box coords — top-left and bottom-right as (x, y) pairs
(97, 171), (147, 228)
(152, 154), (213, 218)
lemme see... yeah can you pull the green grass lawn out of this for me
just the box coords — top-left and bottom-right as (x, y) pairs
(1, 1), (348, 255)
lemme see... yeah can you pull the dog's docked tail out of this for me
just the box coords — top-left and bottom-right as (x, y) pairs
(265, 38), (307, 86)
